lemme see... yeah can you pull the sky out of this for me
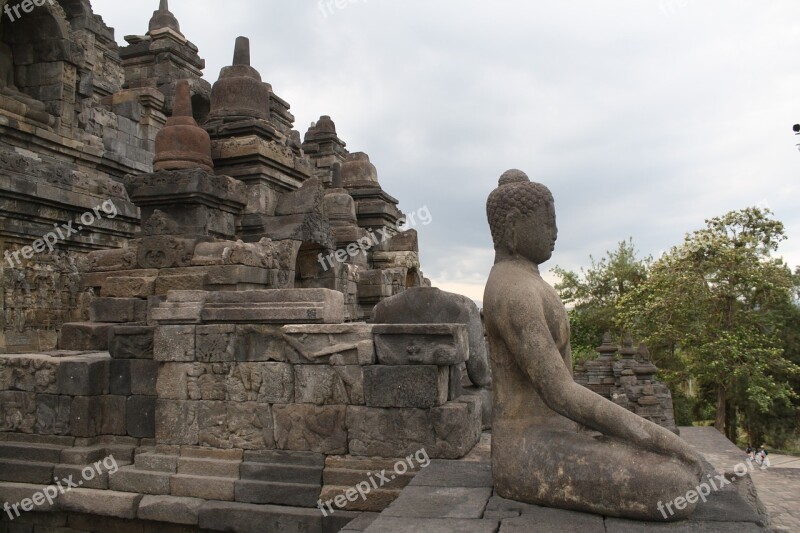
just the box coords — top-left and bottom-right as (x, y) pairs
(91, 0), (800, 304)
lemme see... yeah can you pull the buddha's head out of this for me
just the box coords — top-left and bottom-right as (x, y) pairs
(486, 169), (557, 264)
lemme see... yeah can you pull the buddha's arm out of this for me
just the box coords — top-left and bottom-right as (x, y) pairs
(501, 294), (703, 470)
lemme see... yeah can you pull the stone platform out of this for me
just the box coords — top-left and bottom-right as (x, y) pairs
(346, 428), (772, 533)
(0, 428), (779, 532)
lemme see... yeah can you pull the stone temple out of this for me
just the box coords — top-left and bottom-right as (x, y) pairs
(0, 2), (772, 532)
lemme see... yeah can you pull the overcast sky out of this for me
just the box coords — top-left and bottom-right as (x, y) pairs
(92, 0), (800, 303)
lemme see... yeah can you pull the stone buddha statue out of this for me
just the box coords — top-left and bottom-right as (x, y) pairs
(483, 170), (704, 521)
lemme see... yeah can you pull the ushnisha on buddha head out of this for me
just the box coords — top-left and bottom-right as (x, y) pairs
(486, 169), (558, 265)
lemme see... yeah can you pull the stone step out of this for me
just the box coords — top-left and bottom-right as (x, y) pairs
(240, 461), (322, 485)
(323, 467), (415, 489)
(234, 479), (321, 507)
(320, 485), (404, 513)
(177, 456), (240, 478)
(134, 452), (178, 473)
(0, 442), (64, 463)
(171, 474), (235, 501)
(54, 464), (109, 490)
(108, 466), (171, 495)
(243, 449), (324, 468)
(0, 458), (55, 484)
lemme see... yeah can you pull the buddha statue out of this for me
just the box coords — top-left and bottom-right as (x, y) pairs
(483, 170), (704, 521)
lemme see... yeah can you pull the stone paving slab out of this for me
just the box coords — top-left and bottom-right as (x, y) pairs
(365, 516), (501, 533)
(354, 428), (773, 533)
(381, 486), (492, 519)
(409, 459), (492, 488)
(681, 427), (798, 532)
(604, 517), (766, 532)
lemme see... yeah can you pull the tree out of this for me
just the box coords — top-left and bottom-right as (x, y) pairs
(552, 238), (650, 360)
(619, 207), (800, 441)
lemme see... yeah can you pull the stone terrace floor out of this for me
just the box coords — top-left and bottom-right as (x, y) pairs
(681, 426), (800, 533)
(344, 428), (790, 533)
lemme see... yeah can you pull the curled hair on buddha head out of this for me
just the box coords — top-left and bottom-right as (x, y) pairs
(486, 169), (554, 248)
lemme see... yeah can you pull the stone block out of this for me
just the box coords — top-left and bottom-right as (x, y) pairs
(109, 360), (131, 396)
(319, 485), (403, 513)
(373, 324), (469, 366)
(365, 517), (500, 532)
(382, 486), (492, 519)
(235, 479), (321, 507)
(130, 360), (159, 396)
(0, 441), (63, 463)
(233, 324), (294, 362)
(57, 358), (108, 396)
(347, 400), (481, 459)
(90, 298), (147, 324)
(177, 457), (240, 478)
(170, 474), (235, 501)
(54, 463), (108, 489)
(108, 466), (171, 495)
(323, 455), (421, 487)
(295, 365), (364, 405)
(155, 273), (208, 295)
(0, 355), (59, 394)
(198, 401), (274, 450)
(153, 325), (195, 362)
(198, 501), (322, 533)
(126, 396), (156, 438)
(364, 366), (448, 408)
(101, 276), (156, 298)
(155, 400), (199, 446)
(58, 488), (143, 519)
(240, 462), (322, 485)
(282, 324), (376, 365)
(108, 326), (155, 360)
(409, 460), (492, 488)
(0, 458), (54, 484)
(153, 289), (346, 325)
(0, 391), (36, 433)
(158, 362), (294, 403)
(59, 446), (106, 465)
(0, 483), (56, 514)
(449, 365), (464, 401)
(273, 404), (347, 454)
(35, 395), (71, 435)
(339, 512), (380, 531)
(373, 287), (492, 388)
(242, 449), (325, 468)
(137, 495), (204, 525)
(195, 325), (236, 362)
(58, 323), (113, 351)
(134, 453), (177, 473)
(489, 502), (606, 532)
(70, 396), (126, 438)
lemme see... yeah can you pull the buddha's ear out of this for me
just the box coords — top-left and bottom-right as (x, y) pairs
(504, 208), (520, 252)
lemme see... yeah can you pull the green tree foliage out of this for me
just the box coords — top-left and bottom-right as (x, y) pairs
(618, 208), (800, 442)
(552, 238), (651, 361)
